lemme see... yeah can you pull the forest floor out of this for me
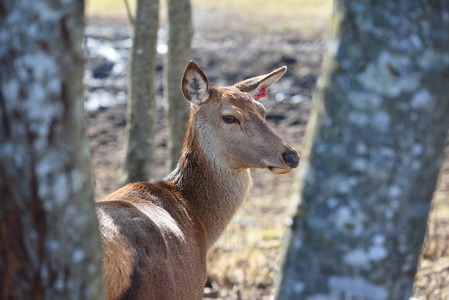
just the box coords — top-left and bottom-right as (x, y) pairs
(85, 3), (449, 299)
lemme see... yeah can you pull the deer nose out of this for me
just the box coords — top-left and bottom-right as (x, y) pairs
(282, 150), (300, 168)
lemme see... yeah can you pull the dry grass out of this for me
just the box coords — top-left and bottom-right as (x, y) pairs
(207, 192), (290, 293)
(85, 0), (333, 36)
(192, 0), (332, 35)
(85, 0), (133, 17)
(413, 187), (449, 299)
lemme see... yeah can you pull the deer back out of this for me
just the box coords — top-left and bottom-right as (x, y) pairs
(97, 182), (207, 300)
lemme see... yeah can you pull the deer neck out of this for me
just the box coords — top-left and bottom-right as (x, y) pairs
(165, 116), (253, 249)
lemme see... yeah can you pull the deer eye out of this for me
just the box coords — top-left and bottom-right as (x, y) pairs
(222, 115), (238, 124)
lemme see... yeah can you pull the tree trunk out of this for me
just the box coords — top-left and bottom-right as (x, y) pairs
(0, 0), (104, 299)
(163, 0), (193, 172)
(276, 1), (449, 299)
(122, 0), (159, 184)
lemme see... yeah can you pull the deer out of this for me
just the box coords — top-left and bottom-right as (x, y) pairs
(96, 61), (300, 300)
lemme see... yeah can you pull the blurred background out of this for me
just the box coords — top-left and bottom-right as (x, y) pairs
(83, 1), (449, 299)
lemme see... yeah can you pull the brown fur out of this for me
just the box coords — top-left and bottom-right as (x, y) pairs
(97, 207), (137, 300)
(97, 61), (299, 299)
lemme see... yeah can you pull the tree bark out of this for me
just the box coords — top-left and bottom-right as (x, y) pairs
(122, 0), (159, 184)
(276, 1), (449, 299)
(0, 0), (104, 299)
(163, 0), (193, 172)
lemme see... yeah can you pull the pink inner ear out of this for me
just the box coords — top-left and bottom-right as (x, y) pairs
(254, 85), (267, 99)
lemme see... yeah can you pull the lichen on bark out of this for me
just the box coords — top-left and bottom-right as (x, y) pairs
(276, 1), (449, 299)
(0, 0), (104, 299)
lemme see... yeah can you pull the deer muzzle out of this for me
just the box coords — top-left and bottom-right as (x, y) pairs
(263, 147), (300, 175)
(282, 149), (300, 168)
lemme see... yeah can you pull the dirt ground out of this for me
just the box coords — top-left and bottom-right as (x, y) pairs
(85, 11), (449, 300)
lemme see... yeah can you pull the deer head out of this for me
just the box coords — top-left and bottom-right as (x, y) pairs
(181, 61), (300, 175)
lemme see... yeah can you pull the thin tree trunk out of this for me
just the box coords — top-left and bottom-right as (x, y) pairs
(276, 1), (449, 299)
(0, 0), (104, 299)
(164, 0), (193, 172)
(122, 0), (159, 184)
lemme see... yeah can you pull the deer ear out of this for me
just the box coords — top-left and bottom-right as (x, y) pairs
(182, 61), (210, 110)
(234, 66), (287, 100)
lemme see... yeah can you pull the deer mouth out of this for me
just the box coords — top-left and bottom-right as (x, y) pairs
(267, 166), (292, 175)
(262, 159), (292, 175)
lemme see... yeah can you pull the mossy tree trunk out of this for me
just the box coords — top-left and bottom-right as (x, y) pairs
(0, 0), (104, 299)
(122, 0), (159, 184)
(276, 1), (449, 299)
(163, 0), (193, 172)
